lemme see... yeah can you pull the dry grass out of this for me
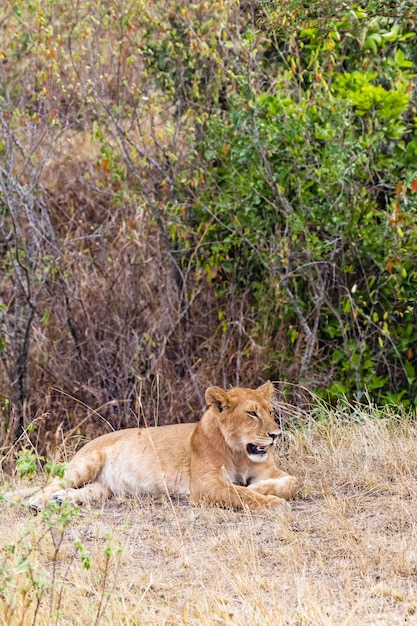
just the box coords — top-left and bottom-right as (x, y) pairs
(1, 405), (417, 625)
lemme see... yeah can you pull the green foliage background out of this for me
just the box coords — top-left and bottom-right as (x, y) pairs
(0, 0), (416, 442)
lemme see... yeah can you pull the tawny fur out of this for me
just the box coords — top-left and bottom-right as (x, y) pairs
(15, 383), (299, 511)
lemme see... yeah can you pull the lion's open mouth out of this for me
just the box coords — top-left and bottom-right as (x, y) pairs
(247, 443), (267, 456)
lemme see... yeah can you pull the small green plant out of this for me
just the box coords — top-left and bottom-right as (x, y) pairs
(0, 494), (125, 624)
(15, 449), (67, 480)
(15, 450), (39, 480)
(94, 533), (125, 625)
(44, 461), (67, 479)
(0, 498), (79, 625)
(74, 540), (91, 570)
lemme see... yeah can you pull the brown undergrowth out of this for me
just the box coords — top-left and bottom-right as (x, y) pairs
(0, 120), (274, 450)
(1, 403), (416, 625)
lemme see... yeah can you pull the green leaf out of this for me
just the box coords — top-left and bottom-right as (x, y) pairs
(404, 360), (415, 382)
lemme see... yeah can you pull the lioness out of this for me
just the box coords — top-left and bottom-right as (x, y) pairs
(21, 382), (299, 511)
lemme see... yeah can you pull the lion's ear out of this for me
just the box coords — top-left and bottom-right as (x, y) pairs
(205, 386), (229, 413)
(257, 381), (275, 400)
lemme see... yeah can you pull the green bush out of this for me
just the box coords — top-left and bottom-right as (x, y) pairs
(169, 2), (417, 405)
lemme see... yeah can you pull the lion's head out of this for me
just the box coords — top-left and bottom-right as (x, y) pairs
(204, 382), (280, 462)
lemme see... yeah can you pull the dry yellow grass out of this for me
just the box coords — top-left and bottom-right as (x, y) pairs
(1, 405), (417, 625)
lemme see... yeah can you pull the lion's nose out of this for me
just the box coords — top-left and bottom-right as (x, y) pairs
(268, 432), (279, 440)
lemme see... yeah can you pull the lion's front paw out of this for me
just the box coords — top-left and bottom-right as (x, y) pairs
(263, 495), (290, 510)
(243, 494), (289, 511)
(282, 476), (299, 499)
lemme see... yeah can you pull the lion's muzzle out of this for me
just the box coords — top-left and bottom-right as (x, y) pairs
(246, 443), (268, 456)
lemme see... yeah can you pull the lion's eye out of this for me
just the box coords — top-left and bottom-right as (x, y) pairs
(247, 411), (259, 420)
